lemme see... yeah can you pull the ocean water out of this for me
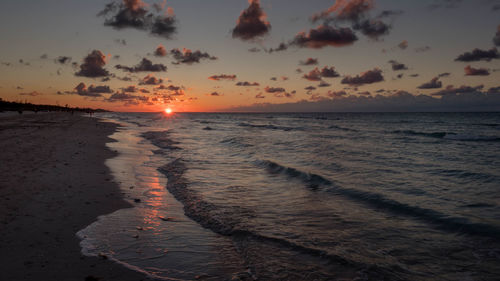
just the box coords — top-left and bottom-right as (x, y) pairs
(78, 112), (500, 280)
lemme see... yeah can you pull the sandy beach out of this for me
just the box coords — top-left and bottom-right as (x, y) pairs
(0, 113), (146, 281)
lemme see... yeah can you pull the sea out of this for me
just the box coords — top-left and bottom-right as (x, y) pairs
(77, 112), (500, 281)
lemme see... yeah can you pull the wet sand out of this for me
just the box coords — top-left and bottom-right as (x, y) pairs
(0, 113), (147, 281)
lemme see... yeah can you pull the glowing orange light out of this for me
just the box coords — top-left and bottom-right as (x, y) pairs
(165, 108), (172, 114)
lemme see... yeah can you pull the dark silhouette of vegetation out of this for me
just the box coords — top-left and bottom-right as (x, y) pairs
(0, 98), (109, 114)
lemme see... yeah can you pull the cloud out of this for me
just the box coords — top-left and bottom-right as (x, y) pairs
(312, 0), (374, 23)
(415, 46), (431, 53)
(255, 92), (265, 99)
(116, 58), (167, 72)
(59, 82), (113, 97)
(398, 40), (408, 49)
(438, 72), (451, 77)
(264, 86), (286, 93)
(236, 81), (260, 86)
(208, 74), (237, 81)
(431, 84), (484, 96)
(232, 0), (271, 41)
(311, 0), (397, 40)
(210, 92), (221, 96)
(494, 25), (500, 47)
(417, 77), (442, 89)
(248, 47), (261, 53)
(320, 66), (340, 78)
(75, 50), (110, 78)
(318, 81), (331, 87)
(170, 48), (217, 64)
(122, 85), (139, 93)
(227, 89), (500, 112)
(341, 68), (384, 85)
(428, 0), (463, 10)
(305, 86), (317, 91)
(303, 68), (322, 81)
(455, 48), (500, 62)
(99, 0), (177, 39)
(353, 19), (390, 39)
(389, 60), (408, 71)
(114, 39), (127, 45)
(19, 91), (43, 96)
(300, 58), (318, 65)
(139, 74), (163, 85)
(464, 65), (490, 76)
(56, 56), (71, 64)
(154, 44), (167, 57)
(267, 43), (288, 53)
(270, 77), (277, 81)
(291, 25), (358, 48)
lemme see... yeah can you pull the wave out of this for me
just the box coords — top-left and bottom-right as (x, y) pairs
(157, 159), (365, 272)
(257, 160), (500, 240)
(142, 131), (181, 150)
(238, 122), (298, 132)
(257, 160), (332, 189)
(220, 137), (253, 148)
(391, 130), (500, 142)
(328, 125), (358, 132)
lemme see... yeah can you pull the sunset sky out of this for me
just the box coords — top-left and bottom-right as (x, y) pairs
(1, 0), (499, 112)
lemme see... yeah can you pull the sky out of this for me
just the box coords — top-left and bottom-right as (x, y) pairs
(0, 0), (499, 112)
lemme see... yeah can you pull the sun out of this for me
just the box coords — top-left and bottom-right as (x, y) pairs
(165, 108), (173, 114)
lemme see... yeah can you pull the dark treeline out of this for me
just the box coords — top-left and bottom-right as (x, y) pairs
(0, 98), (109, 114)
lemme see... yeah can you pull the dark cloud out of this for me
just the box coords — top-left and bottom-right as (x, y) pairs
(415, 46), (431, 53)
(300, 58), (318, 65)
(311, 0), (397, 40)
(56, 56), (71, 64)
(455, 48), (500, 62)
(281, 76), (289, 81)
(270, 77), (277, 81)
(208, 74), (237, 81)
(19, 91), (43, 96)
(417, 77), (442, 89)
(464, 65), (490, 76)
(229, 89), (500, 112)
(255, 93), (265, 99)
(318, 81), (331, 87)
(154, 44), (167, 57)
(116, 58), (167, 72)
(291, 25), (358, 48)
(438, 72), (451, 77)
(303, 68), (322, 81)
(40, 54), (48, 59)
(232, 0), (271, 41)
(114, 39), (127, 45)
(353, 19), (390, 39)
(410, 73), (420, 77)
(99, 0), (177, 39)
(311, 0), (374, 23)
(398, 40), (408, 50)
(320, 66), (340, 78)
(264, 86), (286, 93)
(60, 82), (113, 97)
(267, 43), (288, 53)
(296, 68), (303, 73)
(357, 91), (371, 96)
(139, 74), (163, 85)
(431, 84), (484, 96)
(389, 60), (408, 71)
(327, 90), (348, 98)
(210, 92), (221, 96)
(341, 68), (384, 86)
(305, 86), (317, 91)
(236, 81), (260, 86)
(75, 50), (110, 78)
(122, 85), (139, 93)
(494, 25), (500, 47)
(170, 48), (217, 64)
(248, 47), (261, 53)
(488, 86), (500, 93)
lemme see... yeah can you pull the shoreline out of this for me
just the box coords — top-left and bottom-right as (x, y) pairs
(0, 113), (147, 281)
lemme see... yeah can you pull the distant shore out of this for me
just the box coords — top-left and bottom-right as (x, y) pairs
(0, 113), (146, 281)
